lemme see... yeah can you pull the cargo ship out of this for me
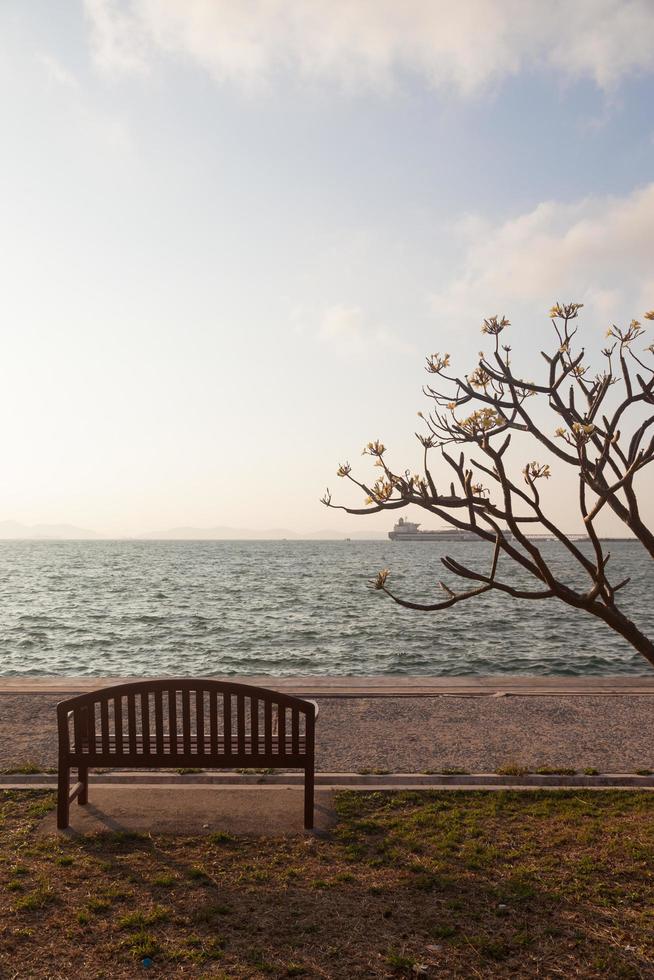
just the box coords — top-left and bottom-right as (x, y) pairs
(388, 518), (479, 541)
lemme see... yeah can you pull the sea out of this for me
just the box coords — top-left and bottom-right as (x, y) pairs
(0, 539), (651, 677)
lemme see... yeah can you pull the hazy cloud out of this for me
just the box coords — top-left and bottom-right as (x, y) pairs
(38, 53), (80, 89)
(318, 304), (414, 356)
(431, 183), (654, 328)
(83, 0), (654, 93)
(84, 0), (150, 76)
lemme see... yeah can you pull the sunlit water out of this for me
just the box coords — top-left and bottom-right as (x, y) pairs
(0, 539), (651, 676)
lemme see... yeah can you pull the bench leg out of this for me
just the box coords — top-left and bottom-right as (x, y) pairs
(304, 766), (314, 830)
(57, 765), (70, 830)
(78, 766), (88, 806)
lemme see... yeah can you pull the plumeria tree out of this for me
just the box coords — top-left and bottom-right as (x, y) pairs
(323, 304), (654, 667)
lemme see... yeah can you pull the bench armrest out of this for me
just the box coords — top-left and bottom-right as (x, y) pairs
(306, 699), (319, 720)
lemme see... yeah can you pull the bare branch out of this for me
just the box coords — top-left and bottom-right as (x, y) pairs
(326, 303), (654, 667)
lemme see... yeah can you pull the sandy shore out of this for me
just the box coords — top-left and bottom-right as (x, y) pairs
(1, 688), (653, 772)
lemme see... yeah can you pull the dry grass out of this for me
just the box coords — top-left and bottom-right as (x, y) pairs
(0, 789), (653, 977)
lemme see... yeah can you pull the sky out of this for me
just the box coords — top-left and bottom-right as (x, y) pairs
(0, 0), (653, 536)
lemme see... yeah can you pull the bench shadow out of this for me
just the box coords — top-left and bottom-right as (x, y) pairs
(46, 788), (337, 840)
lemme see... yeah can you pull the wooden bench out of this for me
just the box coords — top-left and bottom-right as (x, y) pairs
(57, 679), (317, 830)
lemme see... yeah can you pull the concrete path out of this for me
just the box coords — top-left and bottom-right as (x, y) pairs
(38, 786), (336, 837)
(3, 675), (654, 696)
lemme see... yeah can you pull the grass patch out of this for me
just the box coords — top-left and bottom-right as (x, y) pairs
(117, 906), (171, 930)
(422, 767), (470, 775)
(235, 767), (275, 775)
(208, 831), (236, 845)
(152, 873), (177, 887)
(495, 763), (528, 776)
(0, 788), (652, 976)
(1, 762), (56, 775)
(14, 885), (56, 912)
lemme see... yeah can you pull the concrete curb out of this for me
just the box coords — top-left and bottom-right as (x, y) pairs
(2, 771), (653, 788)
(1, 675), (654, 697)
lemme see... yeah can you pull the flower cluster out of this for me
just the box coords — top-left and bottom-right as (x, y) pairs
(364, 477), (396, 505)
(549, 302), (583, 320)
(407, 473), (428, 494)
(336, 463), (351, 478)
(458, 407), (503, 437)
(468, 366), (492, 390)
(481, 315), (510, 335)
(426, 352), (451, 374)
(523, 462), (551, 483)
(606, 320), (645, 346)
(362, 440), (386, 458)
(572, 422), (595, 439)
(556, 422), (595, 446)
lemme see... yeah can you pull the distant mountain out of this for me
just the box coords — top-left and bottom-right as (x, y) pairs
(137, 526), (387, 540)
(0, 520), (101, 540)
(0, 520), (388, 541)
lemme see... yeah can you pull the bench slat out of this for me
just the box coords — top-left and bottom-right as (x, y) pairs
(73, 708), (82, 755)
(278, 704), (286, 759)
(101, 699), (109, 754)
(251, 697), (259, 759)
(265, 699), (272, 756)
(209, 690), (218, 755)
(223, 693), (231, 755)
(141, 691), (151, 755)
(66, 749), (310, 768)
(182, 688), (192, 755)
(128, 694), (137, 755)
(114, 696), (123, 754)
(292, 706), (299, 756)
(74, 732), (306, 755)
(155, 690), (164, 754)
(168, 689), (177, 754)
(196, 690), (205, 757)
(237, 694), (245, 755)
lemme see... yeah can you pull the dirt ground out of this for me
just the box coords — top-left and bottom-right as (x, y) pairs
(1, 788), (653, 978)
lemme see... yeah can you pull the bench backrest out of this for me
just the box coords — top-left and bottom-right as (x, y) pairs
(57, 679), (315, 769)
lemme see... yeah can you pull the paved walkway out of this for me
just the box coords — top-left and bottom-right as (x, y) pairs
(38, 787), (337, 837)
(2, 677), (653, 772)
(3, 675), (654, 695)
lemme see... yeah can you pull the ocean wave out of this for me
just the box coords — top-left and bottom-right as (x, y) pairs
(0, 539), (651, 677)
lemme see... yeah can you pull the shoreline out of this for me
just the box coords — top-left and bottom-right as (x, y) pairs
(1, 674), (653, 696)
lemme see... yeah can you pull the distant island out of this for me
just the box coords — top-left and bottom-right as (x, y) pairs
(0, 519), (637, 542)
(0, 521), (387, 541)
(0, 521), (101, 540)
(136, 526), (388, 541)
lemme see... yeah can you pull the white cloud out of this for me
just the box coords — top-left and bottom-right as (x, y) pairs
(319, 305), (366, 347)
(431, 183), (654, 329)
(83, 0), (654, 93)
(38, 54), (80, 89)
(33, 44), (136, 158)
(318, 304), (414, 356)
(84, 0), (150, 76)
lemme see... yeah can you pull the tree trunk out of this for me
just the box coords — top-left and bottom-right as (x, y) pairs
(600, 485), (654, 560)
(590, 603), (654, 669)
